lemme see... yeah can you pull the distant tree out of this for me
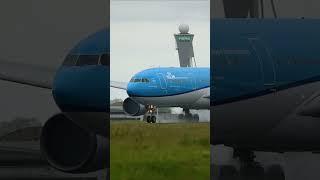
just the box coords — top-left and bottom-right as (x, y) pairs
(110, 98), (123, 105)
(0, 117), (41, 137)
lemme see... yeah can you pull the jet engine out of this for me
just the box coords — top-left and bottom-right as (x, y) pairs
(123, 97), (147, 116)
(40, 113), (108, 173)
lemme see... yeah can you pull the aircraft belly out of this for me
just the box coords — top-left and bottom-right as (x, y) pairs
(264, 82), (320, 150)
(133, 87), (210, 109)
(212, 81), (320, 150)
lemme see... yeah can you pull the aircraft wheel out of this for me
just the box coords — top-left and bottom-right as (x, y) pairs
(178, 114), (184, 120)
(193, 114), (200, 122)
(239, 164), (264, 180)
(218, 165), (239, 180)
(151, 116), (156, 123)
(146, 116), (151, 123)
(264, 164), (285, 180)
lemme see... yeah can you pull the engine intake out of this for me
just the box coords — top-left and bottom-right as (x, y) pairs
(40, 113), (108, 173)
(123, 98), (147, 116)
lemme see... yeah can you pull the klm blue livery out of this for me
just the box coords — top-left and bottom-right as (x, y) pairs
(127, 67), (209, 97)
(0, 28), (110, 173)
(212, 19), (320, 106)
(53, 29), (109, 112)
(112, 67), (210, 122)
(211, 18), (320, 180)
(43, 28), (109, 173)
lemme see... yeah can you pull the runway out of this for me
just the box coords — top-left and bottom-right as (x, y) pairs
(211, 145), (320, 180)
(0, 141), (107, 179)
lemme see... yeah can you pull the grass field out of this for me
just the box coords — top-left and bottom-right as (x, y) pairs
(111, 120), (210, 180)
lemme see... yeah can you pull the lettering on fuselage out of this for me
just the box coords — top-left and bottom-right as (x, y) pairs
(165, 72), (188, 80)
(166, 72), (176, 79)
(161, 72), (191, 88)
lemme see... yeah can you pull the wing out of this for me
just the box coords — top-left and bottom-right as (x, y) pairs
(0, 60), (56, 89)
(203, 91), (210, 99)
(111, 81), (128, 90)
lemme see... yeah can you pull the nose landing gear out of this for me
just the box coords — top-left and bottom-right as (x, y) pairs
(145, 105), (157, 123)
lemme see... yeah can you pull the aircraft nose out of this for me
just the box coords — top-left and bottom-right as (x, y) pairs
(52, 67), (107, 112)
(52, 75), (86, 111)
(126, 83), (136, 97)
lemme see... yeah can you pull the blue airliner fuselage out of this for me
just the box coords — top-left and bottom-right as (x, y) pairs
(212, 18), (320, 151)
(52, 29), (109, 113)
(212, 19), (320, 106)
(39, 28), (109, 173)
(127, 67), (209, 97)
(125, 67), (210, 110)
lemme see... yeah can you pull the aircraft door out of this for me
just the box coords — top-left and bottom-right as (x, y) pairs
(157, 73), (167, 90)
(248, 38), (276, 87)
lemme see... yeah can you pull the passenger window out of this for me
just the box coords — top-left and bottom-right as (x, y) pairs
(76, 55), (99, 66)
(63, 55), (78, 66)
(100, 53), (109, 66)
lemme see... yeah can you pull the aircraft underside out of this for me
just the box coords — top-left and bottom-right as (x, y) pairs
(124, 87), (210, 123)
(132, 87), (210, 109)
(211, 81), (320, 180)
(212, 81), (320, 150)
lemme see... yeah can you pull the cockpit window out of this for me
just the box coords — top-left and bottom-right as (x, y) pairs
(130, 78), (150, 83)
(100, 53), (109, 66)
(130, 78), (141, 82)
(134, 78), (141, 82)
(142, 78), (150, 83)
(76, 55), (99, 66)
(63, 55), (78, 66)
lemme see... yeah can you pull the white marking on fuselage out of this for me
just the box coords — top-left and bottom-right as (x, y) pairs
(132, 87), (210, 109)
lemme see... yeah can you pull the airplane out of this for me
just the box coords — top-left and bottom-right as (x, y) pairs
(0, 28), (109, 173)
(211, 17), (320, 180)
(111, 67), (210, 123)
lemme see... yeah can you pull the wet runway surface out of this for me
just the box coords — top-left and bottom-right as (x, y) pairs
(211, 145), (320, 180)
(0, 141), (107, 179)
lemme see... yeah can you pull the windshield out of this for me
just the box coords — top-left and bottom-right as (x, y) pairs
(130, 78), (150, 83)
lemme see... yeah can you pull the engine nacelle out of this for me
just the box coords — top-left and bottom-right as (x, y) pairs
(123, 98), (147, 116)
(40, 113), (109, 173)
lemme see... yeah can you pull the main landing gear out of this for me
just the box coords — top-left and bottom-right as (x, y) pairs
(145, 105), (157, 123)
(178, 108), (200, 122)
(214, 149), (285, 180)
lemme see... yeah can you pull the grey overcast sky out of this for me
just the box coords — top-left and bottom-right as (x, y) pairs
(0, 0), (107, 124)
(110, 0), (210, 100)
